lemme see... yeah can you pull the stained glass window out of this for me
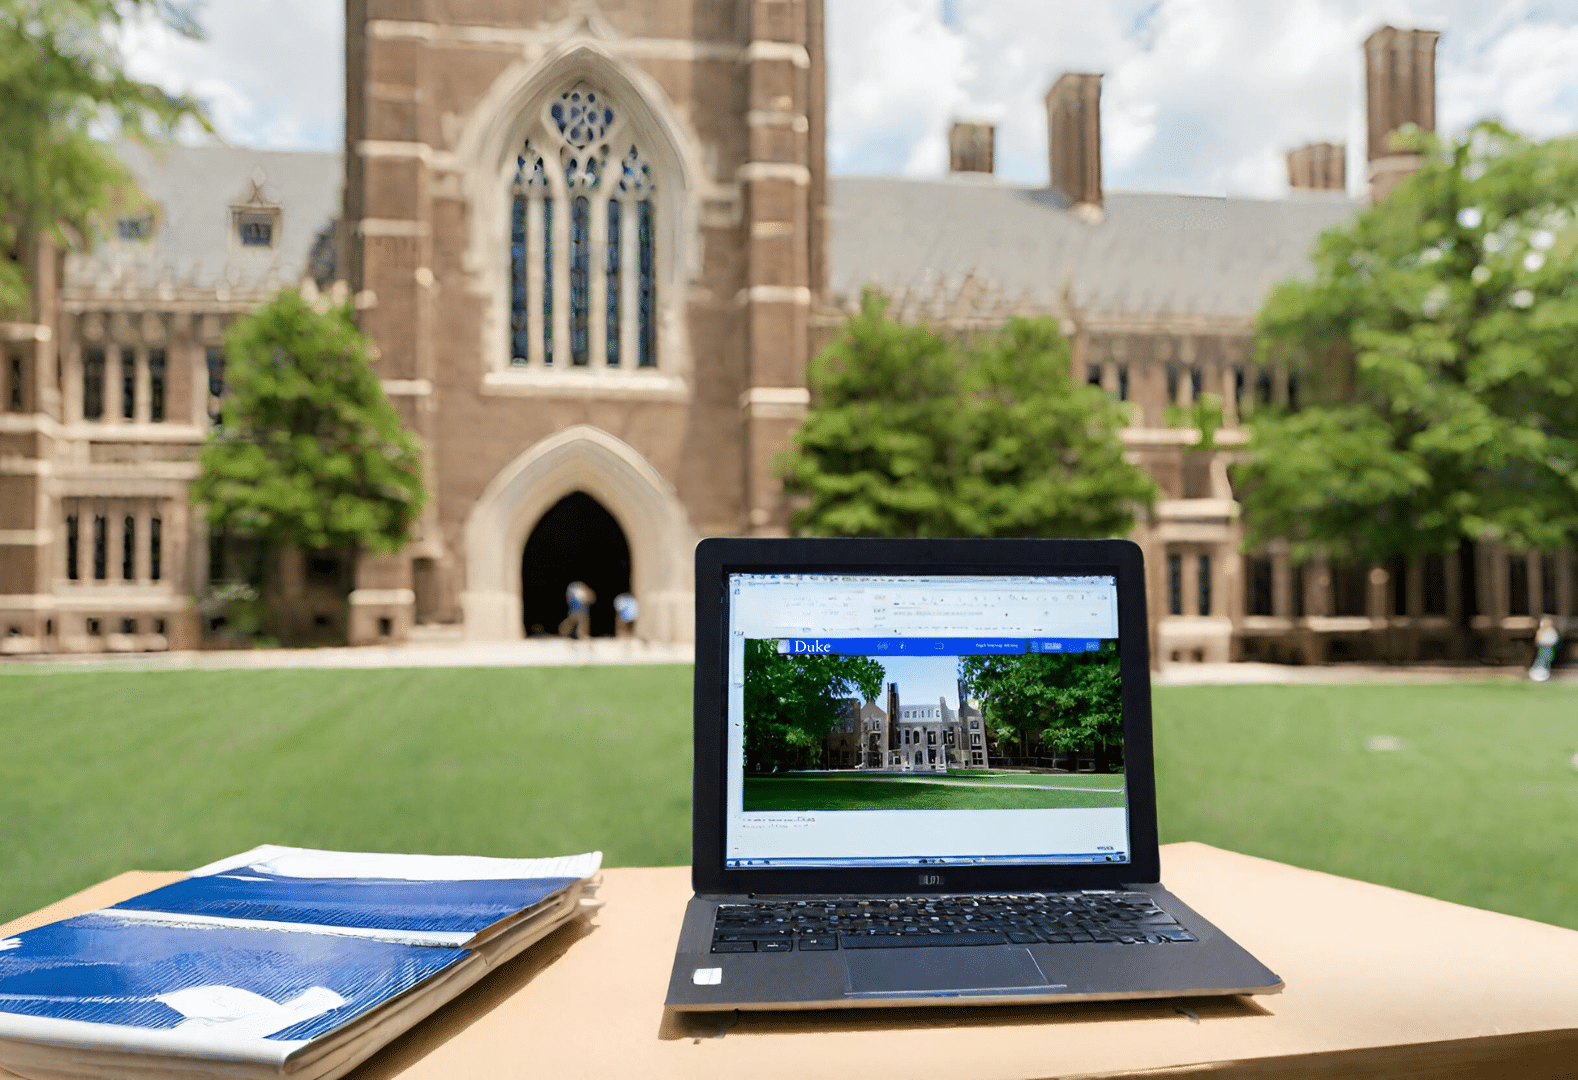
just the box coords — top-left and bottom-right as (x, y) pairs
(505, 84), (659, 371)
(542, 197), (554, 365)
(509, 148), (547, 366)
(510, 191), (529, 364)
(551, 87), (613, 149)
(149, 349), (165, 422)
(606, 200), (621, 365)
(121, 348), (136, 419)
(123, 515), (136, 580)
(205, 347), (225, 427)
(92, 515), (106, 581)
(638, 199), (656, 368)
(570, 196), (590, 365)
(83, 348), (105, 420)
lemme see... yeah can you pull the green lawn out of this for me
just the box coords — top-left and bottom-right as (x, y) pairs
(940, 770), (1126, 788)
(1, 669), (1576, 934)
(1152, 682), (1578, 932)
(745, 773), (1126, 811)
(0, 666), (693, 923)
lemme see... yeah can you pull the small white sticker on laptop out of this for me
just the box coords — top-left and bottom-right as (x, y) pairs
(692, 967), (723, 986)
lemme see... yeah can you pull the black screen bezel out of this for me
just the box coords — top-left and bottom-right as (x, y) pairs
(691, 537), (1160, 895)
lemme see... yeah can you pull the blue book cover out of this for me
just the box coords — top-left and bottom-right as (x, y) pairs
(105, 845), (603, 947)
(110, 872), (577, 944)
(0, 914), (468, 1047)
(0, 846), (602, 1071)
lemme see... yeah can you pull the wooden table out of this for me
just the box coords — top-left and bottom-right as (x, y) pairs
(3, 843), (1577, 1079)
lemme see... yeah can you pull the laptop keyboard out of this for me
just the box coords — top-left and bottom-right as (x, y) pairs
(710, 890), (1196, 953)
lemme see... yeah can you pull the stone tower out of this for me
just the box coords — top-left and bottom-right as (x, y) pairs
(341, 0), (827, 644)
(1364, 26), (1439, 202)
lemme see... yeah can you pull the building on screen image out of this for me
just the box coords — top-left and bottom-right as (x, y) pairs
(822, 680), (989, 773)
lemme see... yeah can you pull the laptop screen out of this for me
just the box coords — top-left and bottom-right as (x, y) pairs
(724, 571), (1130, 870)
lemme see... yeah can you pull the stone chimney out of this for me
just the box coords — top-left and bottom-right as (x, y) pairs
(1364, 25), (1439, 202)
(1046, 73), (1103, 223)
(1287, 142), (1346, 192)
(949, 120), (995, 175)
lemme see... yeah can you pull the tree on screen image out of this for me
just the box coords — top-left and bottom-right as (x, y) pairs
(743, 640), (885, 773)
(958, 645), (1123, 772)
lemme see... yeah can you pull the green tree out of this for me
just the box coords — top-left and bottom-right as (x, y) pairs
(953, 317), (1157, 537)
(192, 289), (427, 558)
(958, 645), (1123, 772)
(1239, 122), (1578, 571)
(779, 291), (1156, 538)
(742, 639), (885, 773)
(1, 0), (210, 317)
(776, 291), (964, 536)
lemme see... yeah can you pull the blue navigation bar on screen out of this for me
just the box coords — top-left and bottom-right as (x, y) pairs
(775, 638), (1105, 656)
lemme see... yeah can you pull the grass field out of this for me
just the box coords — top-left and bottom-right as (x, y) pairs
(744, 770), (1126, 810)
(1, 668), (1576, 933)
(0, 665), (693, 923)
(1151, 680), (1578, 933)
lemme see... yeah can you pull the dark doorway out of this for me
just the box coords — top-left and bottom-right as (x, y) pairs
(521, 491), (630, 637)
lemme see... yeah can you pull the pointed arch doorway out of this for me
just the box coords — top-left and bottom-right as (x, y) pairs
(461, 425), (697, 643)
(521, 491), (630, 637)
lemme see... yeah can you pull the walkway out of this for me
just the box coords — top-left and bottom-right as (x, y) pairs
(1153, 661), (1547, 685)
(0, 637), (692, 674)
(2, 645), (1566, 682)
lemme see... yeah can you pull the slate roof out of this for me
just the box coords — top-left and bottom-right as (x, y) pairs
(63, 143), (342, 295)
(62, 144), (1361, 323)
(826, 175), (1363, 323)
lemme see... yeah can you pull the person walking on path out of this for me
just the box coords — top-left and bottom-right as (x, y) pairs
(1530, 616), (1560, 682)
(614, 591), (639, 638)
(560, 581), (595, 640)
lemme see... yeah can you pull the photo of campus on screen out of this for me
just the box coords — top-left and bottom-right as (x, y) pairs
(741, 639), (1124, 812)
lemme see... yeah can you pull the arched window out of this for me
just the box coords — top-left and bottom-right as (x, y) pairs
(509, 84), (658, 369)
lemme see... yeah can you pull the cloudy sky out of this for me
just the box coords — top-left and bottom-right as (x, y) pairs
(118, 0), (1578, 199)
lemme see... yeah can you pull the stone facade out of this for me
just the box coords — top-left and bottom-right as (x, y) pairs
(339, 0), (824, 645)
(4, 13), (1570, 665)
(1, 145), (342, 654)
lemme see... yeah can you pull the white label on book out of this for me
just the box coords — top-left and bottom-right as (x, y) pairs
(156, 984), (347, 1041)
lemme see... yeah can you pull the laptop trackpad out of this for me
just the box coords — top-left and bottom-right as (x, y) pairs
(845, 946), (1049, 996)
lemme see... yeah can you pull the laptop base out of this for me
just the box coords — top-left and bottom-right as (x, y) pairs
(665, 890), (1283, 1012)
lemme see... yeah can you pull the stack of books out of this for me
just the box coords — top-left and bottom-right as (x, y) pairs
(0, 845), (602, 1080)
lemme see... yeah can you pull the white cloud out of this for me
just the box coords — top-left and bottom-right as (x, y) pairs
(827, 0), (973, 177)
(116, 0), (342, 151)
(111, 0), (1578, 200)
(828, 0), (1578, 198)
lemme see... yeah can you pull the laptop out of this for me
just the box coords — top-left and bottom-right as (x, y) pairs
(664, 536), (1282, 1011)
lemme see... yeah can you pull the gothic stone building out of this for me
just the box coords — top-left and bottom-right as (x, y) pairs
(3, 8), (1569, 662)
(825, 680), (988, 772)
